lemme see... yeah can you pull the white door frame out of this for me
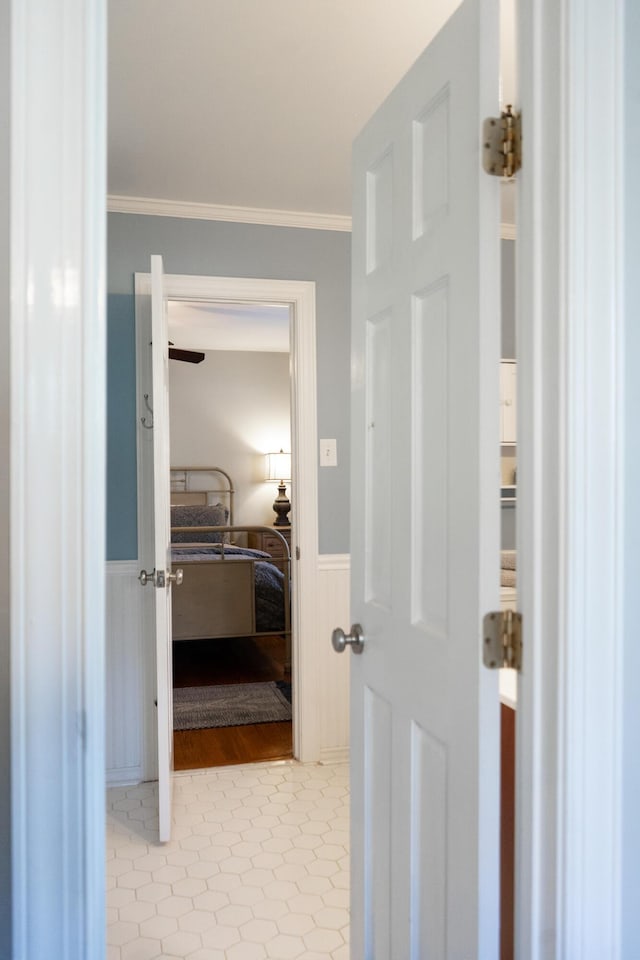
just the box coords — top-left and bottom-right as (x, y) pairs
(517, 0), (629, 954)
(9, 0), (106, 956)
(8, 0), (637, 954)
(135, 273), (320, 768)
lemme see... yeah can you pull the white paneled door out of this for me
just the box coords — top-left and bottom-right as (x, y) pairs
(350, 1), (501, 956)
(150, 254), (176, 842)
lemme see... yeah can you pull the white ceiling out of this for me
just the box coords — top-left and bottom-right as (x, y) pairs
(112, 3), (516, 348)
(168, 300), (290, 352)
(108, 0), (463, 216)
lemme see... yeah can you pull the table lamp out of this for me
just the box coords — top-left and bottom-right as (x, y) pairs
(264, 450), (292, 527)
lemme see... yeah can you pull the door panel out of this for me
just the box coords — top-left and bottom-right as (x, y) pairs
(151, 254), (174, 843)
(350, 0), (501, 955)
(365, 311), (393, 607)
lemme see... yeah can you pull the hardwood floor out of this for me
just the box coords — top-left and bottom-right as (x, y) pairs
(174, 721), (292, 771)
(172, 635), (293, 771)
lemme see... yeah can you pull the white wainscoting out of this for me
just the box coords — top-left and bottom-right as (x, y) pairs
(105, 561), (146, 785)
(105, 554), (350, 782)
(316, 555), (351, 764)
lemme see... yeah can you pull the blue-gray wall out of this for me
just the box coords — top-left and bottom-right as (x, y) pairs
(107, 221), (517, 558)
(107, 213), (351, 558)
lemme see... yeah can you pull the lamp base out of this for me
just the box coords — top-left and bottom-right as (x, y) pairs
(272, 482), (291, 527)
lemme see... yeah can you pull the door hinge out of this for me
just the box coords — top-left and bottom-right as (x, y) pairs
(482, 105), (522, 179)
(482, 608), (522, 671)
(296, 545), (301, 561)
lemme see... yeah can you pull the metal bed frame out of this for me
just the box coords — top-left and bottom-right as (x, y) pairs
(169, 468), (291, 667)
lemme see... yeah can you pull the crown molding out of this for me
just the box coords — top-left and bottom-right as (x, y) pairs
(107, 194), (353, 232)
(107, 195), (513, 239)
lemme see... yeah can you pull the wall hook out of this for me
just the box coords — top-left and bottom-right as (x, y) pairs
(141, 394), (154, 430)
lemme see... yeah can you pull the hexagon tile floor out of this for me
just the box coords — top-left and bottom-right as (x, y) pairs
(106, 760), (350, 960)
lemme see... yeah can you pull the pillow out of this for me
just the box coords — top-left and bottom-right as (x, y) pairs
(171, 503), (229, 543)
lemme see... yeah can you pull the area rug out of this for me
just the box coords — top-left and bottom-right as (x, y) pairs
(173, 681), (292, 731)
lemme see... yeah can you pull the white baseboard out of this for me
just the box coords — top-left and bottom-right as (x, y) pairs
(105, 561), (145, 785)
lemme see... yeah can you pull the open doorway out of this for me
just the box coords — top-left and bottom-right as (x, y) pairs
(499, 228), (517, 960)
(134, 271), (321, 784)
(167, 299), (294, 769)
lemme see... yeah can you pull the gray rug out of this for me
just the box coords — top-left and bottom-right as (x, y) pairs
(173, 682), (292, 731)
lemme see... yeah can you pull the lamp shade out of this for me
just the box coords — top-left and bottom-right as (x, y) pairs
(264, 450), (291, 482)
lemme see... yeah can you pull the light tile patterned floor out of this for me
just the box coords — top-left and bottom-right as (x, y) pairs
(106, 761), (350, 960)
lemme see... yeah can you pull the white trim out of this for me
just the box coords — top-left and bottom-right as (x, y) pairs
(108, 194), (514, 241)
(560, 0), (624, 953)
(11, 0), (106, 955)
(517, 2), (563, 951)
(108, 193), (352, 233)
(516, 3), (563, 949)
(517, 0), (625, 955)
(135, 274), (321, 766)
(287, 282), (321, 762)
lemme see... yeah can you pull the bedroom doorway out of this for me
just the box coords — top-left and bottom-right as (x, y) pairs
(135, 273), (321, 782)
(167, 302), (294, 769)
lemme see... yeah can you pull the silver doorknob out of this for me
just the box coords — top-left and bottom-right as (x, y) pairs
(331, 624), (365, 654)
(138, 568), (183, 588)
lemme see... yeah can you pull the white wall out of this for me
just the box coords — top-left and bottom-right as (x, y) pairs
(169, 349), (291, 526)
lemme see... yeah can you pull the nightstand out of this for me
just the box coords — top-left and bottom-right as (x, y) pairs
(248, 527), (291, 559)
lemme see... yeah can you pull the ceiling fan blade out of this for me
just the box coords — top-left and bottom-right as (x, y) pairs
(168, 347), (205, 364)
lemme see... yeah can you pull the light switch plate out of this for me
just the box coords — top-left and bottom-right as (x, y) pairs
(320, 438), (337, 467)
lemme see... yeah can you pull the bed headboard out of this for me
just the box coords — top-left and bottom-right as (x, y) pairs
(170, 467), (235, 525)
